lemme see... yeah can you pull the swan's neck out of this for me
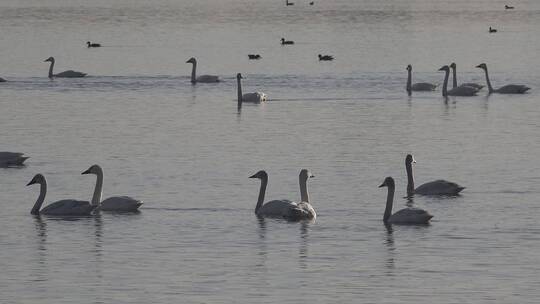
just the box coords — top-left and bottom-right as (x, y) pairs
(91, 169), (104, 206)
(406, 161), (414, 196)
(237, 77), (243, 104)
(255, 177), (267, 214)
(383, 184), (395, 223)
(451, 66), (457, 89)
(482, 67), (494, 93)
(300, 177), (310, 203)
(31, 180), (47, 215)
(406, 69), (412, 95)
(190, 62), (197, 84)
(442, 69), (449, 96)
(48, 60), (55, 78)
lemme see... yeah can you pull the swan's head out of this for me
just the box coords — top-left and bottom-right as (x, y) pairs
(406, 64), (412, 71)
(237, 73), (243, 80)
(281, 38), (285, 42)
(378, 176), (395, 188)
(449, 62), (456, 69)
(186, 57), (196, 64)
(438, 65), (450, 72)
(299, 169), (314, 181)
(405, 154), (416, 165)
(27, 174), (45, 186)
(249, 170), (268, 180)
(86, 41), (91, 45)
(318, 54), (322, 58)
(82, 164), (102, 175)
(476, 63), (487, 70)
(44, 57), (54, 63)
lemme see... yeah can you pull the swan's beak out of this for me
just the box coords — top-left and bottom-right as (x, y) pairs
(438, 66), (445, 71)
(81, 168), (91, 175)
(26, 180), (36, 186)
(249, 174), (258, 179)
(378, 183), (385, 188)
(475, 64), (482, 68)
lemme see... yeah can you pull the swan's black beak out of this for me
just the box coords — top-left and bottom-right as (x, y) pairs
(249, 174), (258, 178)
(475, 64), (482, 68)
(81, 169), (91, 175)
(26, 180), (36, 186)
(378, 183), (385, 188)
(438, 66), (445, 71)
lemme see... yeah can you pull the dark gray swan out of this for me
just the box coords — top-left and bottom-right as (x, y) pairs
(380, 177), (433, 225)
(406, 64), (437, 95)
(186, 57), (220, 84)
(405, 154), (465, 196)
(449, 63), (483, 90)
(0, 152), (29, 167)
(476, 63), (530, 94)
(439, 65), (479, 96)
(44, 57), (87, 78)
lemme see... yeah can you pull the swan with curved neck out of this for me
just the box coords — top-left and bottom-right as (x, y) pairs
(27, 174), (95, 216)
(237, 73), (267, 105)
(0, 152), (29, 167)
(439, 65), (479, 96)
(405, 154), (465, 196)
(476, 63), (530, 94)
(449, 63), (483, 90)
(406, 64), (437, 95)
(185, 57), (219, 84)
(380, 177), (432, 224)
(82, 164), (142, 212)
(44, 57), (87, 79)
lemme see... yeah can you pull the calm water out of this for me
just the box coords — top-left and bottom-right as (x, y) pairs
(1, 0), (540, 303)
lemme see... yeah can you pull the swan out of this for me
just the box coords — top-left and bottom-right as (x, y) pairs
(82, 164), (142, 212)
(185, 57), (219, 84)
(439, 65), (479, 96)
(449, 63), (483, 90)
(0, 152), (28, 167)
(237, 73), (267, 104)
(87, 41), (101, 48)
(406, 64), (437, 95)
(293, 169), (317, 220)
(318, 54), (334, 61)
(281, 38), (294, 45)
(379, 177), (433, 225)
(248, 54), (261, 60)
(0, 77), (6, 82)
(476, 63), (530, 94)
(27, 174), (95, 216)
(405, 154), (465, 196)
(489, 27), (497, 33)
(44, 57), (87, 79)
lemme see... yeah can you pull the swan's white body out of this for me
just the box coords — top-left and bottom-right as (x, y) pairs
(0, 152), (29, 167)
(449, 63), (483, 90)
(237, 73), (267, 104)
(476, 63), (530, 94)
(82, 164), (142, 212)
(439, 65), (479, 97)
(27, 174), (95, 216)
(186, 57), (219, 84)
(380, 177), (432, 225)
(44, 57), (86, 78)
(405, 154), (465, 196)
(406, 65), (437, 94)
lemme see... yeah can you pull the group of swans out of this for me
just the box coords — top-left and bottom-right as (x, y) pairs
(27, 164), (142, 216)
(0, 152), (29, 167)
(250, 169), (316, 221)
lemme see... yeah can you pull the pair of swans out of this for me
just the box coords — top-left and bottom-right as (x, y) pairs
(250, 169), (316, 221)
(439, 65), (480, 97)
(44, 57), (87, 78)
(0, 152), (29, 167)
(27, 165), (142, 216)
(476, 63), (530, 94)
(406, 64), (437, 95)
(186, 57), (220, 84)
(237, 73), (267, 104)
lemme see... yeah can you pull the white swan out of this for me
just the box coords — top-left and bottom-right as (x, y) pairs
(405, 154), (465, 196)
(476, 63), (530, 94)
(82, 164), (142, 212)
(27, 174), (95, 216)
(237, 73), (267, 104)
(0, 152), (29, 167)
(406, 64), (437, 95)
(439, 65), (479, 96)
(186, 57), (219, 84)
(449, 63), (483, 90)
(44, 57), (87, 79)
(379, 177), (433, 225)
(249, 169), (315, 220)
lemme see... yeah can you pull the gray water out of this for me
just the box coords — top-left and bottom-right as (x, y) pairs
(1, 0), (540, 303)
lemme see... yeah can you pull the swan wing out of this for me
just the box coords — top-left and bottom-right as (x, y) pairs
(0, 77), (6, 82)
(242, 92), (267, 103)
(41, 199), (94, 216)
(461, 83), (484, 90)
(196, 75), (220, 83)
(448, 85), (478, 96)
(411, 83), (437, 91)
(0, 152), (29, 166)
(415, 179), (465, 196)
(287, 201), (317, 221)
(257, 200), (297, 218)
(496, 84), (530, 94)
(100, 196), (143, 212)
(54, 70), (87, 78)
(388, 207), (432, 224)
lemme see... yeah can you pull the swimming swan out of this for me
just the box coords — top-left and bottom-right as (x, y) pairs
(380, 177), (433, 225)
(449, 63), (483, 90)
(405, 154), (465, 196)
(476, 63), (530, 94)
(249, 169), (315, 220)
(186, 57), (219, 84)
(82, 164), (142, 212)
(406, 64), (437, 95)
(439, 65), (479, 96)
(0, 152), (29, 167)
(44, 57), (87, 79)
(237, 73), (267, 104)
(27, 174), (95, 216)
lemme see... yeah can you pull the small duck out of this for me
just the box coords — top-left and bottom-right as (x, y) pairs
(309, 1), (314, 5)
(318, 54), (334, 61)
(286, 0), (294, 6)
(505, 5), (514, 9)
(489, 27), (497, 33)
(248, 54), (261, 60)
(281, 38), (294, 45)
(87, 41), (101, 48)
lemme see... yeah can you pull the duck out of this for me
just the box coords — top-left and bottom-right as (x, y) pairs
(505, 5), (514, 9)
(439, 65), (479, 96)
(318, 54), (334, 61)
(86, 41), (101, 48)
(236, 73), (267, 105)
(476, 63), (530, 94)
(185, 57), (220, 84)
(406, 64), (437, 95)
(489, 27), (497, 33)
(379, 177), (433, 225)
(286, 0), (294, 6)
(44, 57), (87, 78)
(281, 38), (294, 45)
(0, 152), (29, 167)
(248, 54), (261, 60)
(405, 154), (465, 196)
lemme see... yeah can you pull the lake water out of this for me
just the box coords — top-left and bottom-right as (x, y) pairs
(1, 0), (540, 303)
